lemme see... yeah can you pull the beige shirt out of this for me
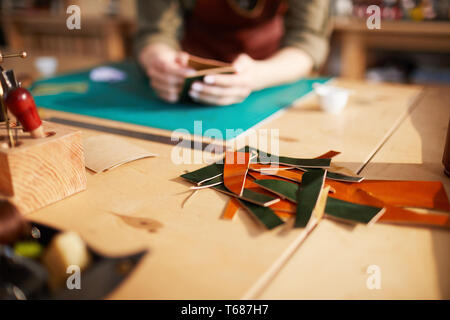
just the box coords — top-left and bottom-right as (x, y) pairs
(135, 0), (330, 68)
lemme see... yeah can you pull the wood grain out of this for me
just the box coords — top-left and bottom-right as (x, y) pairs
(0, 121), (86, 214)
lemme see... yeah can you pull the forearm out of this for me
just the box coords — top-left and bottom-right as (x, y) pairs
(134, 0), (182, 58)
(252, 47), (314, 90)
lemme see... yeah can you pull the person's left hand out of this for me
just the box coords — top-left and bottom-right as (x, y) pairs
(189, 54), (258, 106)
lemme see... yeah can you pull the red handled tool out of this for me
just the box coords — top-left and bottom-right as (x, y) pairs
(5, 87), (45, 138)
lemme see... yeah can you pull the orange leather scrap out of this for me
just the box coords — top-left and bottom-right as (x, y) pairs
(249, 163), (293, 171)
(250, 167), (304, 183)
(248, 171), (294, 182)
(271, 169), (304, 183)
(326, 179), (450, 212)
(222, 198), (241, 220)
(350, 189), (450, 228)
(269, 199), (297, 213)
(356, 180), (450, 211)
(274, 210), (295, 219)
(223, 151), (251, 196)
(223, 150), (450, 228)
(316, 150), (341, 159)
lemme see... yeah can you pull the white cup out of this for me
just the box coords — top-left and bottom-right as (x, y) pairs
(35, 56), (59, 78)
(314, 83), (352, 114)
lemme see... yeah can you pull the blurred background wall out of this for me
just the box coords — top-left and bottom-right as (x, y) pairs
(0, 0), (449, 84)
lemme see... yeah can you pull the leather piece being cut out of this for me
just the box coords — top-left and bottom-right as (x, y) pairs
(223, 151), (251, 196)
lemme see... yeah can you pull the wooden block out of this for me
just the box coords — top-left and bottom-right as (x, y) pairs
(0, 121), (86, 214)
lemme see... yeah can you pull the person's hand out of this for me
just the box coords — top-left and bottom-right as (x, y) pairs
(189, 54), (259, 106)
(139, 44), (196, 103)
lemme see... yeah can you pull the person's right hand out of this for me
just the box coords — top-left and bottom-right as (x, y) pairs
(139, 44), (195, 103)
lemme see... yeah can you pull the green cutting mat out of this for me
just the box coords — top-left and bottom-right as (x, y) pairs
(31, 61), (329, 140)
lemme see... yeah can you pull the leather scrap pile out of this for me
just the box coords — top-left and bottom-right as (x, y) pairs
(180, 147), (450, 230)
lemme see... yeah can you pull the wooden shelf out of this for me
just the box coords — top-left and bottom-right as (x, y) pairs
(334, 18), (450, 35)
(1, 13), (134, 61)
(332, 18), (450, 79)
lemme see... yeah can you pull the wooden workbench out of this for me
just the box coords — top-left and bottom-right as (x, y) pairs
(25, 79), (449, 299)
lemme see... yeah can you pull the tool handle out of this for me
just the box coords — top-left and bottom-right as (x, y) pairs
(5, 87), (44, 137)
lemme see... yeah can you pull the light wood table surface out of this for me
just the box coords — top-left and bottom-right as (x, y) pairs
(24, 78), (449, 299)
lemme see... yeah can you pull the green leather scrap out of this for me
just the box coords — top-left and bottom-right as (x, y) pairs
(179, 75), (205, 103)
(181, 163), (224, 184)
(254, 180), (298, 202)
(300, 167), (363, 183)
(237, 199), (284, 230)
(200, 175), (223, 187)
(295, 170), (326, 228)
(213, 184), (279, 207)
(326, 172), (364, 183)
(181, 162), (279, 206)
(325, 198), (382, 224)
(238, 146), (331, 168)
(254, 178), (382, 224)
(276, 156), (331, 168)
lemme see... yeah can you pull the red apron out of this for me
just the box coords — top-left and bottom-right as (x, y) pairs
(181, 0), (287, 62)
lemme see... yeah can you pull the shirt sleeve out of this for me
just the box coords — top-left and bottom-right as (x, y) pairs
(282, 0), (331, 69)
(134, 0), (183, 55)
